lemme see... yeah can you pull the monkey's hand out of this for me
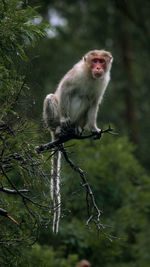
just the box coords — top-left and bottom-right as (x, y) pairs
(91, 128), (102, 139)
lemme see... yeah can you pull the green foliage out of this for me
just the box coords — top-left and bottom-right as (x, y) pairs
(0, 0), (46, 61)
(0, 0), (49, 113)
(21, 244), (78, 267)
(0, 1), (50, 266)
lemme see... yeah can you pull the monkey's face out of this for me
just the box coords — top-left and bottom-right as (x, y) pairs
(90, 57), (107, 79)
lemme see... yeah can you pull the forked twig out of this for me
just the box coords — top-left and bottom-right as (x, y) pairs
(60, 144), (102, 229)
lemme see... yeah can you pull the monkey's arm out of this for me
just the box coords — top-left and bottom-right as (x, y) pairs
(86, 101), (101, 133)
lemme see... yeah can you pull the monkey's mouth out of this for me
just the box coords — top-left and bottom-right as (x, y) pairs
(94, 72), (103, 78)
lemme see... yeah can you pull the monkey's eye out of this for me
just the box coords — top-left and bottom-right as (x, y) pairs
(93, 59), (98, 63)
(99, 58), (105, 63)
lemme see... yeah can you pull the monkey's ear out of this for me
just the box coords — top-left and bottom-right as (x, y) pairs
(83, 56), (87, 62)
(110, 56), (113, 63)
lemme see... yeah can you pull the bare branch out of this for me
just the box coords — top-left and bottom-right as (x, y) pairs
(60, 145), (102, 230)
(36, 126), (116, 154)
(0, 208), (19, 225)
(0, 187), (29, 194)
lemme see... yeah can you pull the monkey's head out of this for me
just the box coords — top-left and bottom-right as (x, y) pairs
(76, 260), (91, 267)
(84, 50), (113, 79)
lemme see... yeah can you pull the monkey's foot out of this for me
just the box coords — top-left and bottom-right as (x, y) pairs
(60, 117), (71, 129)
(92, 130), (102, 140)
(60, 124), (83, 138)
(61, 124), (75, 136)
(60, 118), (72, 135)
(74, 126), (83, 136)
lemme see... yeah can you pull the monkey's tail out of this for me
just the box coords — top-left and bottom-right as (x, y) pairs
(51, 131), (61, 233)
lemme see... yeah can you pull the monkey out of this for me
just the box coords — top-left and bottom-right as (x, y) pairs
(76, 259), (91, 267)
(43, 50), (113, 233)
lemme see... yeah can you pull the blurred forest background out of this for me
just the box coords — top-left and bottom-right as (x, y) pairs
(0, 0), (150, 266)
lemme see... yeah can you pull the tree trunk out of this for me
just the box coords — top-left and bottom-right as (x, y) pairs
(119, 19), (139, 144)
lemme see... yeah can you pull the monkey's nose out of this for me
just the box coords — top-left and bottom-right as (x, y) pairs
(98, 68), (104, 73)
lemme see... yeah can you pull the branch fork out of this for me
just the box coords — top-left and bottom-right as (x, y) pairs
(36, 126), (117, 230)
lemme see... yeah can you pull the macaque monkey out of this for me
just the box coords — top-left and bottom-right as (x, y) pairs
(76, 259), (91, 267)
(43, 50), (113, 233)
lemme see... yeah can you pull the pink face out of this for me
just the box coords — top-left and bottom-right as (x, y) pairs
(90, 57), (106, 78)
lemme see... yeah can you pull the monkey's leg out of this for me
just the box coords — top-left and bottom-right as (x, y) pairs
(43, 94), (60, 129)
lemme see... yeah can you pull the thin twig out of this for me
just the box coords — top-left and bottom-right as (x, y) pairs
(60, 145), (102, 229)
(0, 165), (49, 210)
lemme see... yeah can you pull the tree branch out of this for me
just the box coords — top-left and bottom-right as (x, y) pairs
(0, 208), (19, 225)
(0, 186), (29, 194)
(36, 125), (115, 154)
(60, 145), (102, 230)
